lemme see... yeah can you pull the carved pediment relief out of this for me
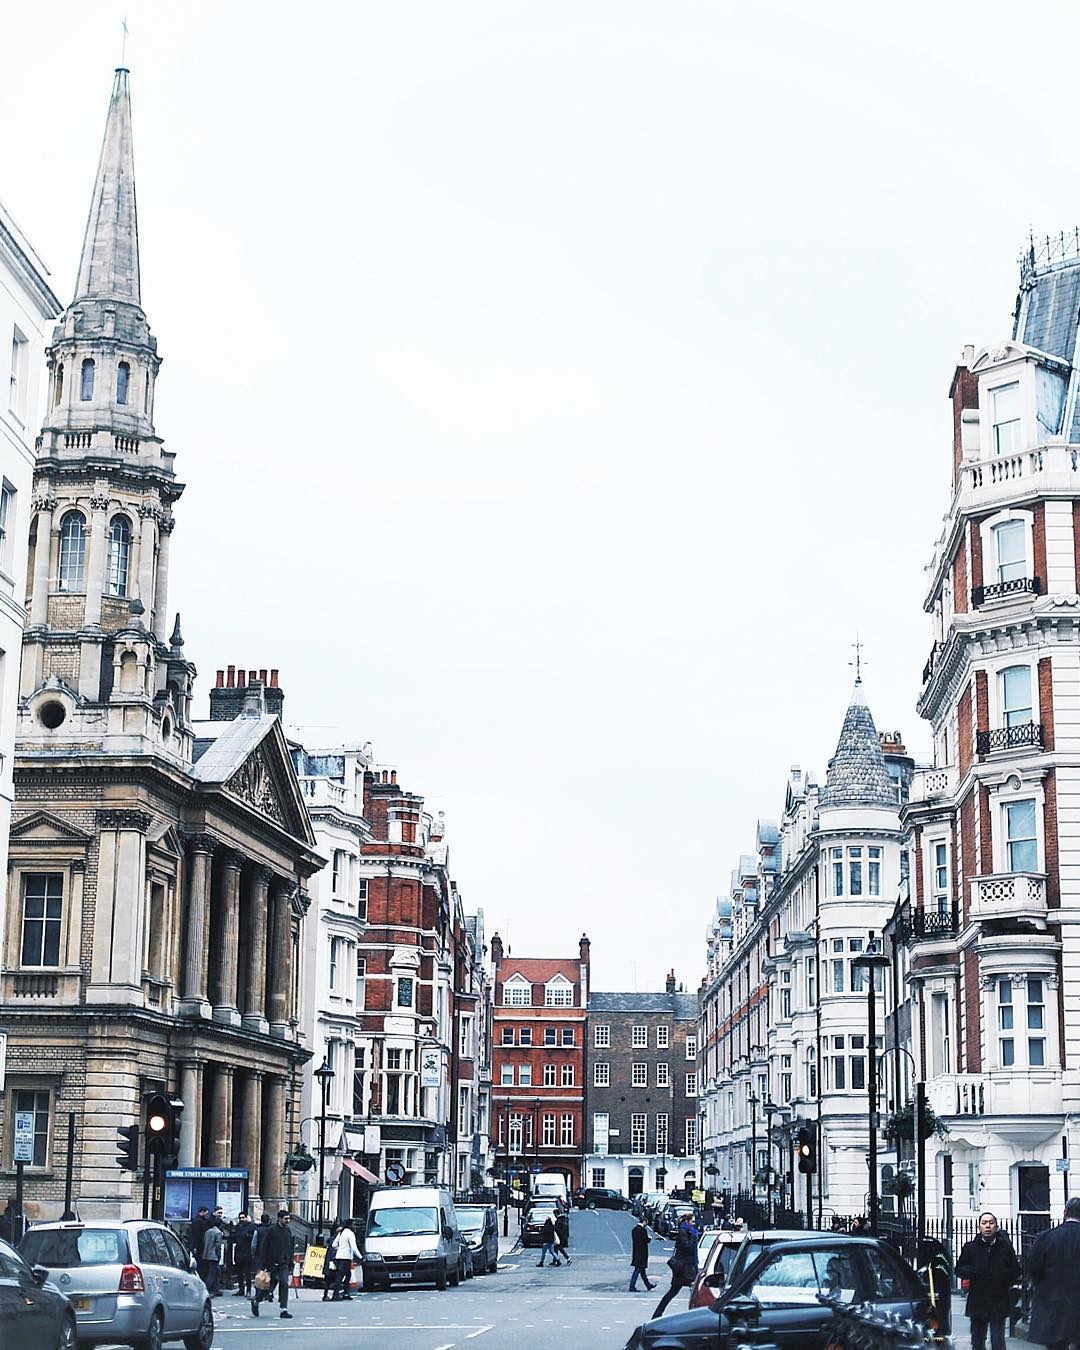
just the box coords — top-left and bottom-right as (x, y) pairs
(226, 746), (292, 830)
(9, 811), (92, 843)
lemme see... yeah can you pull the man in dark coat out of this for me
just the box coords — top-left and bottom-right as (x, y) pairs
(231, 1213), (256, 1298)
(536, 1215), (562, 1267)
(955, 1212), (1020, 1350)
(629, 1217), (655, 1292)
(188, 1206), (211, 1281)
(251, 1210), (295, 1319)
(652, 1216), (699, 1319)
(1028, 1197), (1080, 1350)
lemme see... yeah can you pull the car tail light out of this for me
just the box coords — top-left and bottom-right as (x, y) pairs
(119, 1265), (144, 1293)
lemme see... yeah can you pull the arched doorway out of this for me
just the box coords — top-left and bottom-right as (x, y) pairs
(628, 1166), (644, 1197)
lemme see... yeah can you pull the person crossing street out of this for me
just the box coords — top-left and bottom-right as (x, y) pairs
(252, 1209), (296, 1319)
(629, 1217), (655, 1292)
(536, 1214), (562, 1267)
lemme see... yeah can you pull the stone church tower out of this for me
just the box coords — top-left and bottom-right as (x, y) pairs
(0, 70), (322, 1222)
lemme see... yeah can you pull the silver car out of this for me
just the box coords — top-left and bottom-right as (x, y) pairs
(20, 1220), (213, 1350)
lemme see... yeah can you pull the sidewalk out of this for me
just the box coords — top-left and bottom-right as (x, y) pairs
(951, 1312), (1034, 1350)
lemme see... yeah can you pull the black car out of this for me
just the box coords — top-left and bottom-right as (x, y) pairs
(655, 1203), (695, 1237)
(623, 1235), (930, 1349)
(0, 1235), (76, 1350)
(455, 1204), (499, 1274)
(574, 1187), (631, 1211)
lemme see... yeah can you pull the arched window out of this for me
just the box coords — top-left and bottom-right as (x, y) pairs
(105, 516), (131, 597)
(53, 363), (64, 407)
(116, 361), (130, 405)
(58, 512), (86, 591)
(79, 359), (95, 401)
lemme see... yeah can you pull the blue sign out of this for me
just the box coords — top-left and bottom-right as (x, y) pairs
(165, 1168), (248, 1222)
(531, 1164), (541, 1174)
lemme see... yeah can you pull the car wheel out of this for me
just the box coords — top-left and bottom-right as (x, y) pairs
(57, 1313), (77, 1350)
(138, 1309), (164, 1350)
(183, 1301), (215, 1350)
(436, 1260), (448, 1291)
(448, 1262), (460, 1287)
(587, 1201), (596, 1210)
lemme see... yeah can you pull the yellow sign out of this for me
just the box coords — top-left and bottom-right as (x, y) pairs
(302, 1245), (327, 1280)
(692, 1189), (705, 1204)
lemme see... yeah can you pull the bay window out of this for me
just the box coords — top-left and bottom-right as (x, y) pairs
(1004, 799), (1038, 872)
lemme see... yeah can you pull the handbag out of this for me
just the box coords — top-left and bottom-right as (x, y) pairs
(253, 1268), (273, 1291)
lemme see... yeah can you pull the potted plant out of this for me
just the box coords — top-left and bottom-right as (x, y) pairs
(282, 1144), (316, 1174)
(883, 1099), (948, 1143)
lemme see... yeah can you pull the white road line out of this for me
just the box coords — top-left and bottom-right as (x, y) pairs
(466, 1327), (494, 1339)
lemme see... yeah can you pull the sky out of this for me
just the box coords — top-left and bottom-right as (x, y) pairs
(0, 1), (1074, 992)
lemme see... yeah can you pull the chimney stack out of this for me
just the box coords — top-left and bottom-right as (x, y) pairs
(209, 665), (285, 721)
(579, 933), (591, 965)
(490, 932), (504, 964)
(666, 969), (676, 995)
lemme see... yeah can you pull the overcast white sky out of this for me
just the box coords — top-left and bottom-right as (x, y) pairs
(0, 2), (1073, 991)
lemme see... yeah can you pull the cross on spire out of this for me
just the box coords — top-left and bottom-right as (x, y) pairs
(849, 635), (866, 683)
(120, 16), (129, 66)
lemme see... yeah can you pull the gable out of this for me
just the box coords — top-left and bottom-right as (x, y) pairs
(224, 728), (314, 846)
(9, 811), (92, 843)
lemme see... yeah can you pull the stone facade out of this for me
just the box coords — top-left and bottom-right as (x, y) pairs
(0, 70), (321, 1222)
(584, 978), (699, 1198)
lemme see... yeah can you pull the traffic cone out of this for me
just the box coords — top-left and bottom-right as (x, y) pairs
(291, 1252), (303, 1292)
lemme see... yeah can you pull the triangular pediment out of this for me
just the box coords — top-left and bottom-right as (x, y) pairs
(224, 729), (314, 845)
(10, 811), (92, 843)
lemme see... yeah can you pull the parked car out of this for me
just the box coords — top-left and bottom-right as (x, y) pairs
(690, 1229), (808, 1309)
(362, 1184), (464, 1290)
(19, 1220), (212, 1350)
(521, 1203), (562, 1249)
(655, 1203), (696, 1237)
(622, 1234), (932, 1349)
(640, 1192), (669, 1224)
(0, 1234), (76, 1350)
(573, 1187), (631, 1211)
(455, 1205), (499, 1274)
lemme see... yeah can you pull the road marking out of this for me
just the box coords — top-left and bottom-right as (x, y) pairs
(466, 1327), (494, 1339)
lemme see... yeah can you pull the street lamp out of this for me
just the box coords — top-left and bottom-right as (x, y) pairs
(763, 1101), (777, 1223)
(852, 933), (891, 1237)
(314, 1057), (335, 1244)
(748, 1092), (759, 1205)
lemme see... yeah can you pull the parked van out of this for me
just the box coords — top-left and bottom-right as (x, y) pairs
(361, 1185), (464, 1291)
(531, 1175), (569, 1205)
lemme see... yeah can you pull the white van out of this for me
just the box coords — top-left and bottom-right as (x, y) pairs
(362, 1185), (464, 1291)
(532, 1175), (569, 1205)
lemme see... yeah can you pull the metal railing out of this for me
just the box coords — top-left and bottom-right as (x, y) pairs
(976, 721), (1043, 755)
(971, 576), (1041, 607)
(911, 904), (959, 940)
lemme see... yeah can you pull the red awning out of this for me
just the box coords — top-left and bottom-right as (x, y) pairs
(341, 1157), (377, 1183)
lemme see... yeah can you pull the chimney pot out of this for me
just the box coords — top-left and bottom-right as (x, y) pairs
(216, 670), (224, 687)
(226, 665), (235, 688)
(260, 668), (268, 683)
(382, 770), (388, 784)
(249, 669), (257, 685)
(390, 769), (397, 785)
(270, 669), (279, 688)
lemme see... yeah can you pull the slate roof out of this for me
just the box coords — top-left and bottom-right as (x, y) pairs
(191, 714), (278, 780)
(498, 958), (579, 984)
(589, 991), (698, 1019)
(1014, 256), (1080, 365)
(819, 680), (897, 808)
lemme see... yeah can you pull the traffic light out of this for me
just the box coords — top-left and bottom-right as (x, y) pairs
(165, 1097), (183, 1165)
(144, 1093), (171, 1156)
(116, 1123), (140, 1171)
(796, 1126), (816, 1175)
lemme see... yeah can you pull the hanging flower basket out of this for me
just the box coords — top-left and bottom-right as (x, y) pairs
(882, 1100), (948, 1142)
(283, 1146), (316, 1174)
(705, 1164), (720, 1176)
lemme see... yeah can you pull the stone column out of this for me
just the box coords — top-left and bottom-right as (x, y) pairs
(236, 1070), (264, 1197)
(243, 866), (272, 1033)
(263, 1076), (286, 1207)
(152, 514), (174, 640)
(212, 850), (242, 1026)
(180, 833), (216, 1016)
(83, 492), (110, 626)
(208, 1064), (234, 1168)
(29, 493), (56, 627)
(136, 504), (158, 614)
(179, 1061), (202, 1168)
(267, 881), (294, 1038)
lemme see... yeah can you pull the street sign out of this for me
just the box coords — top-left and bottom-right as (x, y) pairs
(420, 1048), (441, 1088)
(13, 1111), (34, 1164)
(386, 1161), (406, 1184)
(530, 1164), (541, 1174)
(1056, 1157), (1071, 1172)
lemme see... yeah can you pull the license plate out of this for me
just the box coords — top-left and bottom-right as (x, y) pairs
(389, 1272), (413, 1280)
(72, 1298), (91, 1312)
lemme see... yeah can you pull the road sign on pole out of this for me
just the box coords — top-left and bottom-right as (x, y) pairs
(13, 1111), (34, 1164)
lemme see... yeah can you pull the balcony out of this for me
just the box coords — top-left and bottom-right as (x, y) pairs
(969, 872), (1047, 927)
(910, 765), (957, 801)
(927, 1070), (1062, 1138)
(976, 722), (1043, 756)
(921, 644), (940, 686)
(927, 1073), (985, 1118)
(912, 902), (960, 941)
(971, 576), (1041, 608)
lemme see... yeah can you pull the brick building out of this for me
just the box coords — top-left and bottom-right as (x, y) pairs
(584, 974), (699, 1199)
(491, 934), (589, 1193)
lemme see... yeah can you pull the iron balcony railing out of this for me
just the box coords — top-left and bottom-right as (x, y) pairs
(976, 721), (1043, 755)
(971, 575), (1041, 607)
(912, 901), (960, 940)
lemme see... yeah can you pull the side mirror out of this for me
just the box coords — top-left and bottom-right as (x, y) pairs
(705, 1271), (727, 1289)
(722, 1294), (762, 1326)
(31, 1266), (49, 1287)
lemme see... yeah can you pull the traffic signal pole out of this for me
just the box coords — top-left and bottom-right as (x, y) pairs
(142, 1126), (151, 1220)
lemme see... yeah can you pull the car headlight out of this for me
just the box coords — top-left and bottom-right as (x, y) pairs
(418, 1250), (437, 1259)
(366, 1253), (384, 1262)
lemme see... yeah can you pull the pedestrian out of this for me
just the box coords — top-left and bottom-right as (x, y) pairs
(321, 1222), (341, 1302)
(555, 1209), (572, 1266)
(202, 1220), (224, 1298)
(629, 1217), (655, 1292)
(232, 1213), (256, 1298)
(651, 1214), (699, 1319)
(954, 1212), (1020, 1350)
(331, 1219), (360, 1300)
(1028, 1196), (1080, 1350)
(849, 1215), (868, 1236)
(536, 1215), (562, 1268)
(251, 1209), (295, 1319)
(189, 1206), (211, 1281)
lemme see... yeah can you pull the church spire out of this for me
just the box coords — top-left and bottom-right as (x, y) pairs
(74, 67), (141, 307)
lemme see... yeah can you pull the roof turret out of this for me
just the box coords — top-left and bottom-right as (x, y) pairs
(819, 679), (897, 808)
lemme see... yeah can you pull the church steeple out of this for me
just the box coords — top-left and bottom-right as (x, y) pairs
(74, 68), (141, 308)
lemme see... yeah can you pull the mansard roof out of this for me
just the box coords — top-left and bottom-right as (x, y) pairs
(589, 991), (698, 1019)
(819, 679), (896, 808)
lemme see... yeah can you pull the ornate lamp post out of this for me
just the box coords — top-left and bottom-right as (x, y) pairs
(852, 934), (890, 1236)
(748, 1092), (759, 1203)
(314, 1057), (335, 1243)
(763, 1100), (778, 1223)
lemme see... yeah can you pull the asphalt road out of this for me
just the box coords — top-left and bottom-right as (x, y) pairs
(205, 1208), (678, 1350)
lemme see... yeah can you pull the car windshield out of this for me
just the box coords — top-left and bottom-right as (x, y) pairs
(21, 1228), (127, 1267)
(366, 1207), (440, 1238)
(456, 1209), (486, 1232)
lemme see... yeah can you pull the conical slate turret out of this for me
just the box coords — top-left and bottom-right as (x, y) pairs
(74, 67), (141, 307)
(819, 679), (896, 807)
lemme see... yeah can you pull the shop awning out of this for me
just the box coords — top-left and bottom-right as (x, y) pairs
(341, 1157), (378, 1183)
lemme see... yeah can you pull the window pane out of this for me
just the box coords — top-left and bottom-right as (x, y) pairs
(995, 519), (1027, 580)
(1001, 666), (1032, 726)
(1029, 1038), (1046, 1066)
(1001, 1038), (1015, 1066)
(993, 384), (1022, 455)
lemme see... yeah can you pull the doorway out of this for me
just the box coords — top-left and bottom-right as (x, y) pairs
(628, 1167), (644, 1197)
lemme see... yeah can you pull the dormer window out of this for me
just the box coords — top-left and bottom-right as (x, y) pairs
(544, 975), (574, 1007)
(80, 358), (95, 401)
(503, 975), (531, 1007)
(992, 382), (1021, 455)
(116, 361), (130, 405)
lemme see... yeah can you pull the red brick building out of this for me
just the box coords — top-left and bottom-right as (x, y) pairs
(490, 934), (590, 1192)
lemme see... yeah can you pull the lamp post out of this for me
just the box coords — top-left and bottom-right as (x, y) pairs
(314, 1057), (335, 1244)
(748, 1092), (759, 1205)
(763, 1101), (777, 1223)
(852, 933), (890, 1237)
